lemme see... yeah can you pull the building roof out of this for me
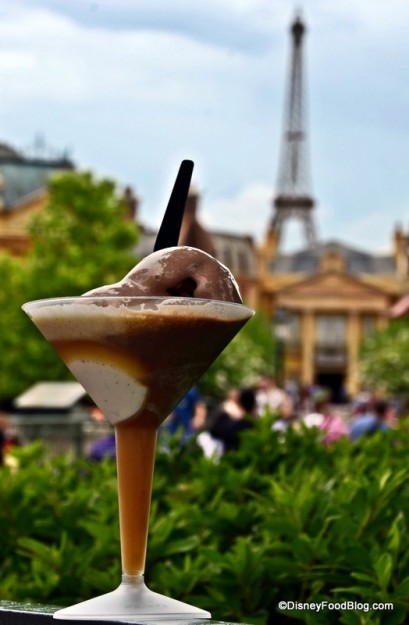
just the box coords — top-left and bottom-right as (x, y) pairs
(178, 190), (216, 256)
(134, 187), (258, 279)
(135, 223), (257, 278)
(212, 231), (257, 277)
(0, 142), (74, 210)
(270, 240), (396, 276)
(14, 382), (86, 411)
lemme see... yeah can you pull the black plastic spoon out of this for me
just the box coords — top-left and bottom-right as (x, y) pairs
(153, 159), (194, 252)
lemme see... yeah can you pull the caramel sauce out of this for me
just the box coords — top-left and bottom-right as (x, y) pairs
(52, 340), (145, 380)
(115, 416), (157, 575)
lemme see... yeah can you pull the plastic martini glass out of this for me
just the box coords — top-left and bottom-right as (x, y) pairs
(22, 295), (254, 621)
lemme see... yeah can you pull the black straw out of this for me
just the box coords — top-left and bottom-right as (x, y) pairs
(153, 160), (194, 252)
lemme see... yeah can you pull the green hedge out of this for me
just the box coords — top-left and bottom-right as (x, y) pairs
(2, 419), (409, 625)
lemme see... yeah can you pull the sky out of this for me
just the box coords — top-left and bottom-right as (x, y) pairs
(0, 0), (409, 253)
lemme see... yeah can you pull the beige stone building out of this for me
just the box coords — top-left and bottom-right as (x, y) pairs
(136, 188), (408, 401)
(0, 137), (406, 402)
(0, 142), (74, 255)
(257, 230), (408, 400)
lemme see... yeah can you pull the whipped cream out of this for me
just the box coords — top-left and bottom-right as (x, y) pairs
(68, 359), (147, 424)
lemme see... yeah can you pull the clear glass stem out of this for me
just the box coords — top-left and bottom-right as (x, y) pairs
(115, 418), (158, 576)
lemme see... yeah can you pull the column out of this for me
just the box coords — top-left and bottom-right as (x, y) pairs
(301, 310), (315, 386)
(346, 312), (360, 396)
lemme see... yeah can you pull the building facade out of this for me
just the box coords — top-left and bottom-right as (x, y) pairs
(0, 142), (74, 255)
(135, 184), (408, 401)
(257, 232), (408, 400)
(252, 12), (409, 400)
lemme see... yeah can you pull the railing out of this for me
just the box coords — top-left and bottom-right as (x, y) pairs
(0, 600), (132, 624)
(7, 412), (112, 458)
(0, 601), (241, 624)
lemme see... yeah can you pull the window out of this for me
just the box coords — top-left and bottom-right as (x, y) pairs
(362, 315), (376, 338)
(223, 248), (233, 271)
(286, 312), (300, 345)
(316, 315), (346, 347)
(238, 249), (249, 273)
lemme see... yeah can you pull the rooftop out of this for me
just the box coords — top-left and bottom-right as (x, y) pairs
(0, 141), (74, 210)
(270, 240), (396, 276)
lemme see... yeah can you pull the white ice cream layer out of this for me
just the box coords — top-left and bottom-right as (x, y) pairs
(69, 359), (147, 425)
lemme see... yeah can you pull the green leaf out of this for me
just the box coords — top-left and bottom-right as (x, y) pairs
(374, 553), (393, 591)
(393, 576), (409, 598)
(351, 572), (377, 584)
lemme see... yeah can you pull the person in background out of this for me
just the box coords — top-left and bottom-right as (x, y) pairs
(349, 399), (392, 441)
(88, 406), (116, 461)
(89, 430), (116, 461)
(0, 414), (6, 467)
(272, 394), (298, 433)
(209, 387), (256, 452)
(219, 388), (243, 419)
(303, 389), (348, 445)
(317, 394), (347, 445)
(255, 375), (285, 417)
(195, 388), (241, 459)
(166, 385), (207, 442)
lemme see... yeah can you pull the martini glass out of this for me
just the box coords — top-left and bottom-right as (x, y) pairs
(23, 295), (253, 622)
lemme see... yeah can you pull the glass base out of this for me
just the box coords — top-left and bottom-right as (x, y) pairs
(53, 575), (211, 622)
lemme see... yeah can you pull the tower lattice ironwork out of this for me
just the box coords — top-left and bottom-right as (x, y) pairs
(272, 14), (317, 248)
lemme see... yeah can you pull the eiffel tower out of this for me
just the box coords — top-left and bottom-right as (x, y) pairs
(271, 13), (317, 248)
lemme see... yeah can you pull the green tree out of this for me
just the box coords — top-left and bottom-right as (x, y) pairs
(27, 171), (138, 297)
(0, 170), (139, 402)
(360, 318), (409, 398)
(199, 309), (276, 398)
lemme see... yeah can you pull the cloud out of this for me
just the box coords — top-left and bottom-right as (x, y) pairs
(201, 182), (272, 242)
(0, 4), (276, 108)
(0, 5), (284, 194)
(0, 8), (90, 102)
(306, 0), (409, 33)
(338, 217), (397, 253)
(0, 0), (408, 256)
(15, 0), (288, 53)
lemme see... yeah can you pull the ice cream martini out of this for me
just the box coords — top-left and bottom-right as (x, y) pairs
(23, 246), (254, 621)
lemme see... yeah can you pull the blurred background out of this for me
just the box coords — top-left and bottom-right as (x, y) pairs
(2, 4), (409, 622)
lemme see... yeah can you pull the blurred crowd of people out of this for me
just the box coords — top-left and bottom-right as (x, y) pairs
(0, 412), (21, 467)
(0, 376), (401, 465)
(162, 375), (400, 459)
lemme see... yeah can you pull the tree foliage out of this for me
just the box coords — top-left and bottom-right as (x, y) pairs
(0, 171), (138, 403)
(360, 318), (409, 399)
(27, 171), (138, 297)
(199, 309), (276, 398)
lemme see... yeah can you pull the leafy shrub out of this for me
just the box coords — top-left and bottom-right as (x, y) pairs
(2, 420), (409, 624)
(360, 319), (409, 401)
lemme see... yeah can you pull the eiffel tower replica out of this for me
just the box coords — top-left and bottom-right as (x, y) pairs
(271, 13), (317, 249)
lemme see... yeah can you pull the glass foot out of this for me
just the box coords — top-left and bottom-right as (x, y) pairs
(53, 575), (211, 621)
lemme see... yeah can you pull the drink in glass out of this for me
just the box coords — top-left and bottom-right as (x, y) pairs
(23, 294), (253, 620)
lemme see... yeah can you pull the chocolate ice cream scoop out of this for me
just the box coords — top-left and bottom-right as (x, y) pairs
(84, 246), (243, 304)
